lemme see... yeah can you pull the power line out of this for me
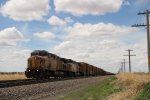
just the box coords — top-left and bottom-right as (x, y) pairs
(124, 49), (136, 72)
(132, 9), (150, 72)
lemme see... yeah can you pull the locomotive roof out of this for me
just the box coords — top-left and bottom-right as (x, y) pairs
(60, 58), (77, 63)
(31, 50), (48, 53)
(31, 50), (77, 63)
(31, 50), (48, 56)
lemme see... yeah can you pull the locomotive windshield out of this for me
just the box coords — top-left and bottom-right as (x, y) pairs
(31, 50), (48, 56)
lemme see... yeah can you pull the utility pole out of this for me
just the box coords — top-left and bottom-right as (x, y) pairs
(124, 49), (136, 72)
(132, 9), (150, 72)
(122, 59), (126, 72)
(121, 62), (124, 72)
(120, 62), (124, 73)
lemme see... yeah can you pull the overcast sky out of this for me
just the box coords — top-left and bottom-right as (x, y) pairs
(0, 0), (150, 72)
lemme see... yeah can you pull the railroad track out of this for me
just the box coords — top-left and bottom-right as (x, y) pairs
(0, 79), (49, 88)
(0, 76), (106, 88)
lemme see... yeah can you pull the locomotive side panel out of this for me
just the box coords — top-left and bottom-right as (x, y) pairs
(78, 63), (87, 76)
(89, 65), (93, 75)
(49, 58), (57, 71)
(67, 63), (75, 72)
(86, 64), (91, 76)
(71, 63), (78, 72)
(90, 65), (94, 76)
(57, 59), (64, 71)
(45, 57), (51, 70)
(93, 66), (97, 76)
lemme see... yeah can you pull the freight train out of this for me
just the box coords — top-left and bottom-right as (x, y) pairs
(25, 50), (113, 79)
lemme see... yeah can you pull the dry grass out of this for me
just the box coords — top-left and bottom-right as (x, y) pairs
(107, 73), (150, 100)
(0, 72), (27, 80)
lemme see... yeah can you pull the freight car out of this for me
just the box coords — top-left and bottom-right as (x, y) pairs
(25, 50), (113, 79)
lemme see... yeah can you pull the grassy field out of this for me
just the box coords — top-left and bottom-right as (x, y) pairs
(60, 73), (150, 100)
(0, 72), (27, 80)
(107, 73), (150, 100)
(135, 82), (150, 100)
(59, 76), (122, 100)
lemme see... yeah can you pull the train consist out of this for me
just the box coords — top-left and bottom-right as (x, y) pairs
(25, 50), (113, 79)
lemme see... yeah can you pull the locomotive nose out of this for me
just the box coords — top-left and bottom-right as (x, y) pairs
(25, 56), (46, 78)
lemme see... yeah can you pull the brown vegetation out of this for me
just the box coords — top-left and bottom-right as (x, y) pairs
(107, 73), (150, 100)
(0, 72), (27, 80)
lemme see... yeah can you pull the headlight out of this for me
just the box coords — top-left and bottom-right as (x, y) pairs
(28, 70), (30, 72)
(37, 70), (38, 72)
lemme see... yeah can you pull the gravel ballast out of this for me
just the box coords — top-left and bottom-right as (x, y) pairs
(0, 76), (111, 100)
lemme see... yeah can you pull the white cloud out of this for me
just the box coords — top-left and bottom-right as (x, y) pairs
(66, 23), (137, 38)
(0, 27), (24, 46)
(1, 0), (50, 21)
(54, 0), (123, 16)
(47, 16), (74, 26)
(34, 32), (55, 39)
(0, 27), (23, 39)
(0, 47), (31, 72)
(54, 41), (73, 51)
(47, 16), (66, 26)
(64, 17), (74, 23)
(123, 0), (130, 6)
(53, 22), (147, 73)
(0, 27), (31, 72)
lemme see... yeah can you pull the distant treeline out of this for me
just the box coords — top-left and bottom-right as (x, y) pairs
(0, 72), (24, 75)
